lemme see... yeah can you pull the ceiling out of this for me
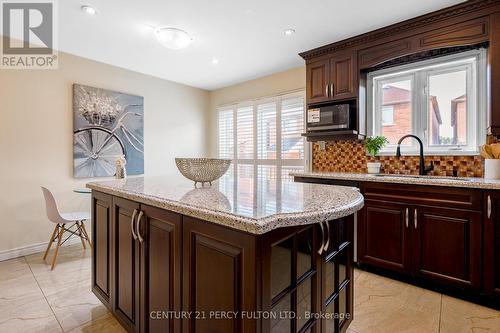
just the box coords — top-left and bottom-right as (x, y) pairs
(58, 0), (465, 90)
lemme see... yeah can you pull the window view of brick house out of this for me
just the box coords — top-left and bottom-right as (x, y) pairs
(428, 95), (443, 145)
(451, 94), (467, 145)
(381, 85), (442, 145)
(371, 52), (481, 154)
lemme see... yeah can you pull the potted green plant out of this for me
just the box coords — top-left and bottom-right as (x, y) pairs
(364, 136), (388, 174)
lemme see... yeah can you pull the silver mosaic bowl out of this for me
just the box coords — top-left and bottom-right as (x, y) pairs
(175, 158), (232, 187)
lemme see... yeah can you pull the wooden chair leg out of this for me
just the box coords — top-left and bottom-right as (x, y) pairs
(81, 221), (92, 249)
(51, 225), (65, 270)
(77, 222), (86, 249)
(43, 224), (59, 261)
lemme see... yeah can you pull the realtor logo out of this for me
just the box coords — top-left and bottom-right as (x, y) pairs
(1, 0), (58, 69)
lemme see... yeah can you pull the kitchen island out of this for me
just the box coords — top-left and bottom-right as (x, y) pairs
(87, 174), (364, 333)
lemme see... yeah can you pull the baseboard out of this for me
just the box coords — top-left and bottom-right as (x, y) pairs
(0, 237), (83, 262)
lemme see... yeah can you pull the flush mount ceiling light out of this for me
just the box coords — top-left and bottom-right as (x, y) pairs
(283, 28), (296, 36)
(211, 57), (219, 65)
(154, 27), (194, 50)
(81, 5), (97, 15)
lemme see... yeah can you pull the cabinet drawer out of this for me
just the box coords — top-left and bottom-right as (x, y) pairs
(363, 182), (482, 211)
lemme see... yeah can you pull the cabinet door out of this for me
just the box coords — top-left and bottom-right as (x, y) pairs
(182, 216), (257, 333)
(263, 225), (320, 333)
(140, 205), (182, 333)
(112, 197), (141, 332)
(321, 216), (354, 333)
(412, 206), (481, 289)
(491, 13), (500, 135)
(91, 191), (112, 307)
(358, 200), (411, 274)
(330, 52), (356, 100)
(306, 59), (330, 104)
(484, 192), (500, 296)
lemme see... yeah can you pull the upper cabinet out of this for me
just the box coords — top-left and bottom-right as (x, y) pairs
(490, 13), (500, 135)
(306, 51), (357, 105)
(331, 51), (357, 100)
(300, 0), (500, 135)
(306, 59), (330, 104)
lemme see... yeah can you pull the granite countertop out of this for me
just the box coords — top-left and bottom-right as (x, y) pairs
(291, 171), (500, 190)
(87, 174), (364, 235)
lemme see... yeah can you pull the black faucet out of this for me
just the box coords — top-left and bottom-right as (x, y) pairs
(395, 134), (434, 176)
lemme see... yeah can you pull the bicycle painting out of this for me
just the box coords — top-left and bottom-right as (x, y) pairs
(73, 84), (144, 178)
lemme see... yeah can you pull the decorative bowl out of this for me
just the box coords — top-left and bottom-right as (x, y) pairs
(175, 158), (232, 187)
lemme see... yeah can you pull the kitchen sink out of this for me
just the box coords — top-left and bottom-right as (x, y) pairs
(372, 174), (473, 182)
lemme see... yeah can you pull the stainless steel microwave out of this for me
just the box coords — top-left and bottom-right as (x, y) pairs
(306, 104), (352, 132)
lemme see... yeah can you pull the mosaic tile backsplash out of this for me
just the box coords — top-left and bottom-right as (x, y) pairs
(312, 140), (484, 178)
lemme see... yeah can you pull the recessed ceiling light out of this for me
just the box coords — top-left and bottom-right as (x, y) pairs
(81, 5), (97, 15)
(154, 27), (194, 50)
(284, 28), (296, 36)
(212, 57), (219, 65)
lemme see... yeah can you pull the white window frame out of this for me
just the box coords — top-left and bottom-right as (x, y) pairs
(217, 90), (309, 180)
(367, 49), (487, 156)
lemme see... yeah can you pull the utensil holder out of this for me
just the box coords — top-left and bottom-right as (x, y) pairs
(484, 159), (500, 179)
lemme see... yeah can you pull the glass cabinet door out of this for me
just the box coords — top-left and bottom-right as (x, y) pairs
(322, 217), (354, 333)
(270, 226), (319, 333)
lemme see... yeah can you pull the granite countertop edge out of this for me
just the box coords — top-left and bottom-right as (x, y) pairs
(87, 182), (365, 235)
(291, 172), (500, 190)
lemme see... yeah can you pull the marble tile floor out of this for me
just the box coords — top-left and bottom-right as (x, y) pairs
(0, 243), (499, 333)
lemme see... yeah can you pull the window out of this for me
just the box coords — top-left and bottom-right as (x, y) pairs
(368, 49), (487, 155)
(217, 91), (307, 212)
(381, 106), (394, 125)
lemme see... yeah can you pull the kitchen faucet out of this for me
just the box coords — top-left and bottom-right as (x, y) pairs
(395, 135), (434, 176)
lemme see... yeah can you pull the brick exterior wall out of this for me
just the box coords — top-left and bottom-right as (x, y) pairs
(382, 102), (411, 144)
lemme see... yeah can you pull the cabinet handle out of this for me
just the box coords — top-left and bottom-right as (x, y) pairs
(414, 209), (418, 229)
(488, 195), (492, 219)
(324, 221), (330, 252)
(130, 209), (138, 240)
(325, 84), (329, 98)
(318, 222), (325, 255)
(136, 210), (144, 243)
(405, 208), (409, 228)
(330, 83), (334, 97)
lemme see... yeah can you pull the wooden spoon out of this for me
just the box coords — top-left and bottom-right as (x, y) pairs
(490, 143), (500, 159)
(484, 144), (495, 159)
(481, 145), (492, 159)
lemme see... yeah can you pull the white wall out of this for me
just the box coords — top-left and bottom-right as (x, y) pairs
(207, 66), (306, 156)
(0, 51), (209, 254)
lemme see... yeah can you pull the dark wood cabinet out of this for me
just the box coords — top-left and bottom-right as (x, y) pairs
(358, 183), (483, 290)
(182, 216), (257, 333)
(92, 192), (357, 333)
(112, 197), (141, 333)
(490, 13), (500, 135)
(484, 191), (500, 296)
(263, 224), (320, 333)
(330, 52), (356, 101)
(91, 191), (113, 307)
(412, 206), (481, 289)
(307, 59), (330, 105)
(359, 200), (411, 274)
(93, 194), (183, 333)
(140, 205), (182, 333)
(301, 0), (500, 136)
(320, 217), (354, 333)
(262, 218), (354, 333)
(306, 52), (356, 105)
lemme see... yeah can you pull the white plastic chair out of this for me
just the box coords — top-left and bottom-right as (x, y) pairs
(41, 187), (92, 270)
